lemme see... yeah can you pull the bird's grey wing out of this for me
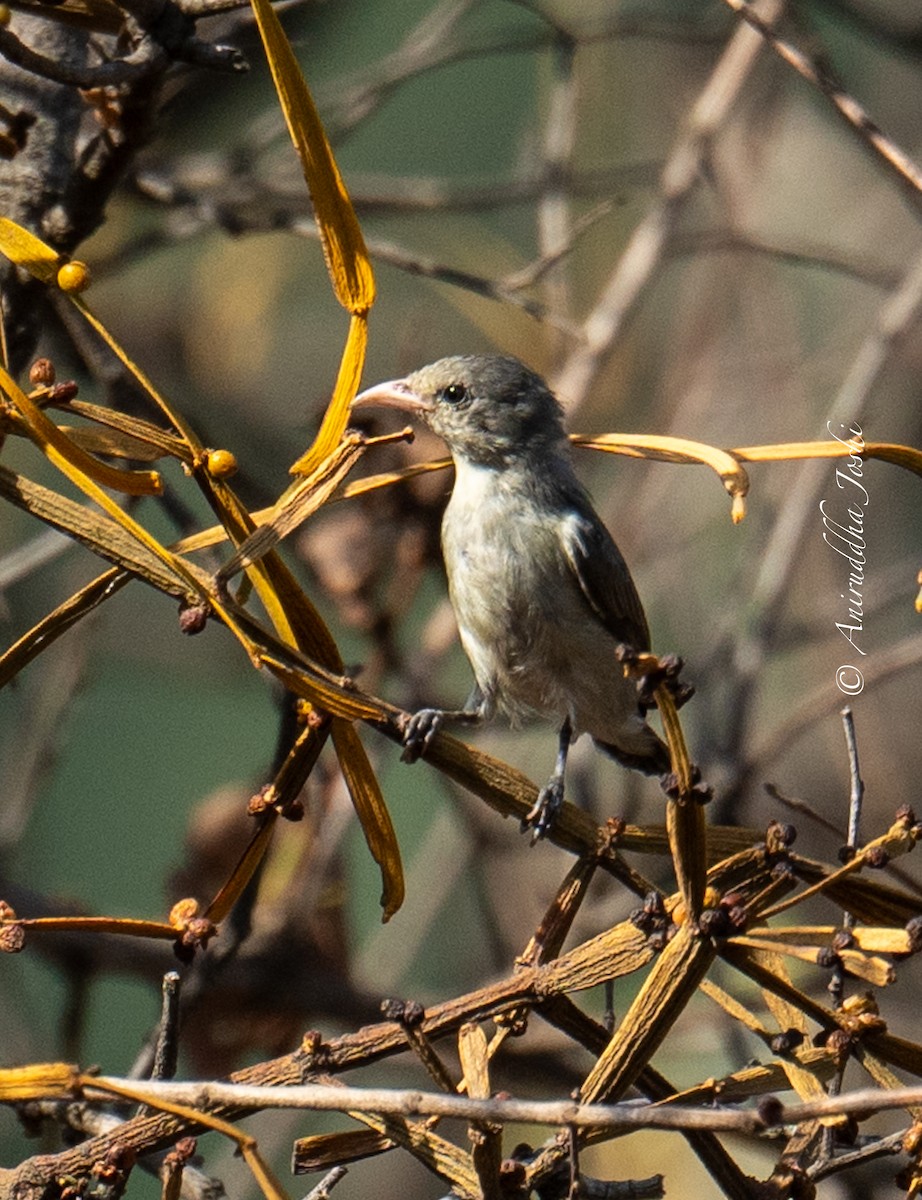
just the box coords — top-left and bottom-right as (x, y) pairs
(560, 506), (652, 651)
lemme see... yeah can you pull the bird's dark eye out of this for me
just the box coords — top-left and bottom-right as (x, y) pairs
(440, 383), (468, 405)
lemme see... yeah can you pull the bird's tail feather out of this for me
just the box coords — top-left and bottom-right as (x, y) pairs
(593, 735), (671, 777)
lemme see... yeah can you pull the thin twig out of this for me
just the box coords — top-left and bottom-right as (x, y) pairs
(823, 708), (866, 1149)
(552, 0), (785, 412)
(808, 1128), (907, 1181)
(841, 707), (865, 872)
(84, 1076), (922, 1134)
(303, 1166), (348, 1200)
(720, 0), (922, 199)
(153, 972), (183, 1081)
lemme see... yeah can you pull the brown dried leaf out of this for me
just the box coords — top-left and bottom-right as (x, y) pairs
(579, 921), (716, 1103)
(293, 1127), (392, 1173)
(332, 720), (404, 920)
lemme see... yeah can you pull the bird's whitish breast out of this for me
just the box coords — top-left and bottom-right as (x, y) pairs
(441, 460), (608, 720)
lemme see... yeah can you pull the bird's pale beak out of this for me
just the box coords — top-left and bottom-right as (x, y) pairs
(350, 379), (433, 414)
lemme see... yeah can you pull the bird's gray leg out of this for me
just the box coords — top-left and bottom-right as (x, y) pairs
(401, 685), (488, 763)
(522, 717), (573, 841)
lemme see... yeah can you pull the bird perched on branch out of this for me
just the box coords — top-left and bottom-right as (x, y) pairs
(351, 354), (671, 838)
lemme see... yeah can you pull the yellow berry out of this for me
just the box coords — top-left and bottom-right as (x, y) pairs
(0, 7), (11, 26)
(57, 260), (91, 292)
(206, 448), (238, 478)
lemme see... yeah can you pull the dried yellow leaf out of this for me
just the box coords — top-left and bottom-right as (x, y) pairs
(0, 216), (61, 283)
(332, 720), (404, 920)
(248, 0), (375, 314)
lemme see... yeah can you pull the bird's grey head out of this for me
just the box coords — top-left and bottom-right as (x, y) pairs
(351, 354), (568, 466)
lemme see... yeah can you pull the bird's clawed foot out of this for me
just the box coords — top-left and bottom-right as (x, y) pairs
(522, 777), (565, 844)
(400, 708), (444, 763)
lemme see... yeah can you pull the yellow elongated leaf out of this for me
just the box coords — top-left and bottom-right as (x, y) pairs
(15, 916), (178, 939)
(56, 424), (170, 462)
(0, 1063), (80, 1102)
(722, 944), (842, 1035)
(744, 925), (913, 955)
(291, 312), (368, 476)
(573, 433), (750, 522)
(294, 1127), (393, 1172)
(728, 935), (896, 987)
(205, 816), (278, 925)
(0, 373), (204, 594)
(349, 1110), (480, 1200)
(246, 0), (375, 314)
(860, 1031), (922, 1080)
(198, 444), (366, 678)
(579, 921), (715, 1103)
(258, 556), (343, 667)
(541, 919), (655, 994)
(195, 469), (305, 652)
(344, 436), (922, 503)
(211, 484), (348, 679)
(573, 434), (922, 528)
(457, 1023), (503, 1200)
(2, 364), (162, 496)
(699, 977), (773, 1037)
(1, 368), (260, 662)
(193, 461), (349, 680)
(776, 1058), (831, 1108)
(57, 398), (191, 462)
(0, 465), (193, 595)
(239, 1144), (293, 1200)
(68, 295), (204, 449)
(260, 655), (382, 722)
(0, 216), (61, 283)
(650, 678), (706, 917)
(90, 1078), (295, 1200)
(224, 430), (366, 575)
(458, 1023), (491, 1101)
(837, 948), (897, 987)
(332, 719), (404, 920)
(340, 456), (453, 500)
(750, 950), (839, 1112)
(853, 1049), (922, 1121)
(0, 568), (129, 688)
(755, 950), (808, 1036)
(733, 439), (922, 476)
(666, 794), (707, 920)
(660, 1049), (835, 1106)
